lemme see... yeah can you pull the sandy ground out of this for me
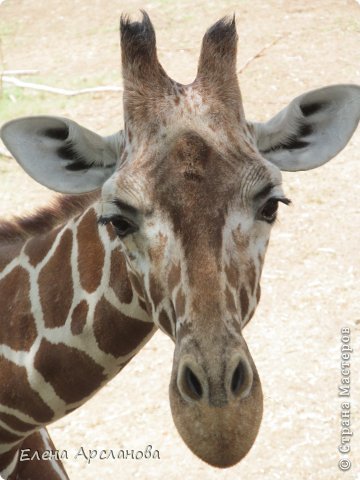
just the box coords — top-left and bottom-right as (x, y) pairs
(0, 0), (359, 479)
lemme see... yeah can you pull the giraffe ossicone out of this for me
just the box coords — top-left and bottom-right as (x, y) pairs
(0, 11), (359, 478)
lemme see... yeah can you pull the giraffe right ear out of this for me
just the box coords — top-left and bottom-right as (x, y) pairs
(0, 116), (123, 194)
(251, 84), (359, 171)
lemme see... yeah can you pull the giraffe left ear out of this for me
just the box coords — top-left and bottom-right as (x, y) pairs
(251, 84), (360, 171)
(0, 116), (123, 193)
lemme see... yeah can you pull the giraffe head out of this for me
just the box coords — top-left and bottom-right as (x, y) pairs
(99, 14), (270, 466)
(2, 12), (359, 468)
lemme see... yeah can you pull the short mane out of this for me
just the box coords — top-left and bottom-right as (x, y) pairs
(0, 191), (100, 244)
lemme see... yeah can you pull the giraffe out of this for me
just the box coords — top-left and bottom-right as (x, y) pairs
(0, 11), (359, 479)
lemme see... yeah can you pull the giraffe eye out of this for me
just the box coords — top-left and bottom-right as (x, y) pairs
(259, 197), (291, 224)
(111, 216), (138, 238)
(260, 198), (279, 223)
(98, 215), (138, 238)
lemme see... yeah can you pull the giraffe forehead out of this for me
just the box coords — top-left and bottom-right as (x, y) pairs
(150, 140), (271, 226)
(145, 130), (271, 200)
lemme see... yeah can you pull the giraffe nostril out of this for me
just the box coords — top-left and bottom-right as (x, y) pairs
(183, 366), (203, 400)
(231, 360), (248, 397)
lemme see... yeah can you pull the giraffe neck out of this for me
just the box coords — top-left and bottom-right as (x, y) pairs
(0, 203), (155, 462)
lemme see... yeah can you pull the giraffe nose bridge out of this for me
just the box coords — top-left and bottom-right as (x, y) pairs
(176, 343), (254, 406)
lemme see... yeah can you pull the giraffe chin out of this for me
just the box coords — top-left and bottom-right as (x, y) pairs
(169, 360), (263, 468)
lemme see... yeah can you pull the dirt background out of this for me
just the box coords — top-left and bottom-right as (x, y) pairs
(0, 0), (359, 479)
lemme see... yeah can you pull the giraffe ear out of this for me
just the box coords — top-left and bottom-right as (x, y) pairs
(251, 84), (360, 171)
(0, 116), (123, 193)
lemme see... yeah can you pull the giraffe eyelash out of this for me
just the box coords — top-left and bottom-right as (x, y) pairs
(259, 196), (291, 224)
(97, 216), (111, 226)
(98, 215), (138, 237)
(277, 197), (292, 206)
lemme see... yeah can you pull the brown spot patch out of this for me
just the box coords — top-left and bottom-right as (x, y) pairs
(0, 266), (37, 351)
(39, 229), (73, 328)
(0, 446), (19, 472)
(77, 209), (105, 293)
(110, 249), (133, 304)
(71, 300), (88, 335)
(158, 309), (173, 336)
(240, 286), (249, 319)
(24, 226), (62, 267)
(0, 242), (22, 273)
(0, 426), (23, 443)
(0, 357), (54, 423)
(168, 262), (181, 292)
(174, 96), (180, 105)
(93, 296), (154, 357)
(149, 274), (163, 308)
(175, 288), (186, 317)
(34, 339), (106, 404)
(0, 413), (36, 433)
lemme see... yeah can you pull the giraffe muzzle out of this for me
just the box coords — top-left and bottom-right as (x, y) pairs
(169, 336), (263, 468)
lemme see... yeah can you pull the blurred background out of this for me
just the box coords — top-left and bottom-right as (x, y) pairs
(0, 1), (359, 479)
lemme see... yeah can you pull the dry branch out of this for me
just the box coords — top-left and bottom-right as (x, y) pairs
(238, 35), (286, 74)
(2, 69), (40, 76)
(2, 76), (123, 96)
